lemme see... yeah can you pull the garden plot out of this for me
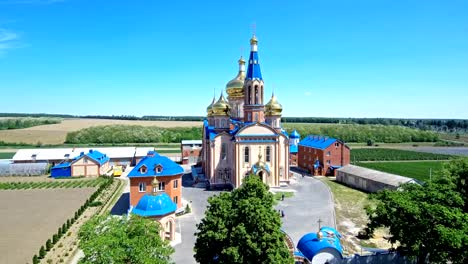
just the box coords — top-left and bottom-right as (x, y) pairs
(0, 188), (95, 264)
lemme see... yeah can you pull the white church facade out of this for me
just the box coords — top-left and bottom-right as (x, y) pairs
(202, 34), (290, 188)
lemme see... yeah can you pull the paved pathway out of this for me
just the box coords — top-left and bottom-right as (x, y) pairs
(275, 174), (335, 245)
(171, 173), (335, 263)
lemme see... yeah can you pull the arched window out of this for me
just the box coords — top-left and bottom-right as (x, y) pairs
(266, 146), (271, 162)
(221, 119), (225, 127)
(255, 85), (258, 104)
(254, 113), (258, 121)
(248, 86), (251, 103)
(244, 147), (249, 163)
(221, 143), (227, 160)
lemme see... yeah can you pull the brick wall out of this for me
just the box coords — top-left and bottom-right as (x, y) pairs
(129, 174), (183, 209)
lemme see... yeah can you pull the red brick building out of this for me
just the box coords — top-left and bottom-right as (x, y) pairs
(181, 140), (202, 165)
(128, 151), (183, 209)
(297, 135), (350, 176)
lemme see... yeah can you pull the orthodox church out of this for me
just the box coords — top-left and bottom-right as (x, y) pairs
(202, 34), (290, 188)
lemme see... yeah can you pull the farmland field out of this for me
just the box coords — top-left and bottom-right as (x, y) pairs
(357, 161), (446, 181)
(0, 188), (95, 264)
(351, 148), (453, 162)
(0, 118), (202, 144)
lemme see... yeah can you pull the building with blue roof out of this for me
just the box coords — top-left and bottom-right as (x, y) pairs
(202, 34), (291, 189)
(128, 152), (184, 242)
(289, 129), (301, 166)
(50, 149), (110, 177)
(128, 151), (183, 222)
(297, 135), (350, 176)
(297, 227), (343, 264)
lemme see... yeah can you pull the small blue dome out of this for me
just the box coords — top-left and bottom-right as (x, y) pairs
(290, 130), (300, 139)
(132, 193), (177, 217)
(297, 227), (343, 261)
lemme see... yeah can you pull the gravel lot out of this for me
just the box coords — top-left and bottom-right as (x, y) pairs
(0, 188), (95, 264)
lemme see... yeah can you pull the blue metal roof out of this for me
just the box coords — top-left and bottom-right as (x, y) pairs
(290, 130), (300, 139)
(83, 149), (109, 165)
(298, 135), (337, 150)
(246, 50), (262, 80)
(252, 163), (270, 174)
(297, 227), (343, 261)
(128, 152), (184, 178)
(52, 162), (71, 169)
(132, 193), (176, 217)
(290, 145), (298, 154)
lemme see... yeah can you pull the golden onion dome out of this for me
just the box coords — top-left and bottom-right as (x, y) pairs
(212, 93), (230, 116)
(250, 34), (258, 45)
(226, 56), (246, 98)
(206, 97), (216, 117)
(265, 93), (283, 116)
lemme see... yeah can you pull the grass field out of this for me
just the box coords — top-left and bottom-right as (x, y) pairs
(351, 148), (453, 162)
(0, 188), (95, 264)
(357, 161), (446, 181)
(320, 178), (390, 253)
(0, 118), (202, 145)
(0, 152), (15, 159)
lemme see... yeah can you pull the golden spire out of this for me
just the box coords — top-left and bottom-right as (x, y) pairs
(265, 92), (283, 116)
(212, 92), (230, 116)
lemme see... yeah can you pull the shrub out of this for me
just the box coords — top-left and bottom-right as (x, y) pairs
(46, 239), (52, 251)
(53, 234), (58, 244)
(32, 255), (39, 264)
(39, 246), (46, 259)
(367, 139), (374, 146)
(185, 204), (191, 214)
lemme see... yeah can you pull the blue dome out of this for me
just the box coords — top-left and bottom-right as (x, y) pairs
(132, 193), (177, 217)
(290, 130), (300, 139)
(297, 228), (343, 261)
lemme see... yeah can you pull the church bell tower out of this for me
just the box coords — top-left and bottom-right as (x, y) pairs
(243, 35), (265, 123)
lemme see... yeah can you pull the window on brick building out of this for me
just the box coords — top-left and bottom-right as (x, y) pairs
(173, 180), (178, 189)
(327, 160), (331, 165)
(327, 151), (331, 156)
(158, 182), (165, 191)
(138, 182), (146, 192)
(173, 196), (178, 204)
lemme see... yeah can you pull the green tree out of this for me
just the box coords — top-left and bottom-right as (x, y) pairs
(39, 246), (46, 259)
(78, 214), (173, 264)
(46, 239), (52, 251)
(194, 175), (293, 264)
(32, 254), (39, 264)
(366, 159), (468, 264)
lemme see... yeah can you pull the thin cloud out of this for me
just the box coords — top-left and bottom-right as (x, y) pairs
(304, 91), (311, 96)
(0, 28), (20, 55)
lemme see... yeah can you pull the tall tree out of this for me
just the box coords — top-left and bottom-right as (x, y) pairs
(194, 175), (293, 264)
(79, 214), (174, 264)
(366, 159), (468, 264)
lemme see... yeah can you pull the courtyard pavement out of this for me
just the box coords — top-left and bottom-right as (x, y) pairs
(171, 172), (335, 264)
(274, 173), (336, 245)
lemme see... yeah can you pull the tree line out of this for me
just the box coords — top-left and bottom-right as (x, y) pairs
(2, 113), (467, 131)
(0, 118), (61, 130)
(65, 125), (203, 144)
(282, 123), (439, 143)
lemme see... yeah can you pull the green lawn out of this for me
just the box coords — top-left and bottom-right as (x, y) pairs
(351, 148), (452, 162)
(357, 161), (446, 182)
(0, 152), (15, 159)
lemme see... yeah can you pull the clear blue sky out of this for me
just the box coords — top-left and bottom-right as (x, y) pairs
(0, 0), (467, 118)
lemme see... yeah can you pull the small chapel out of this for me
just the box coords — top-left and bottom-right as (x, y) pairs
(202, 34), (290, 188)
